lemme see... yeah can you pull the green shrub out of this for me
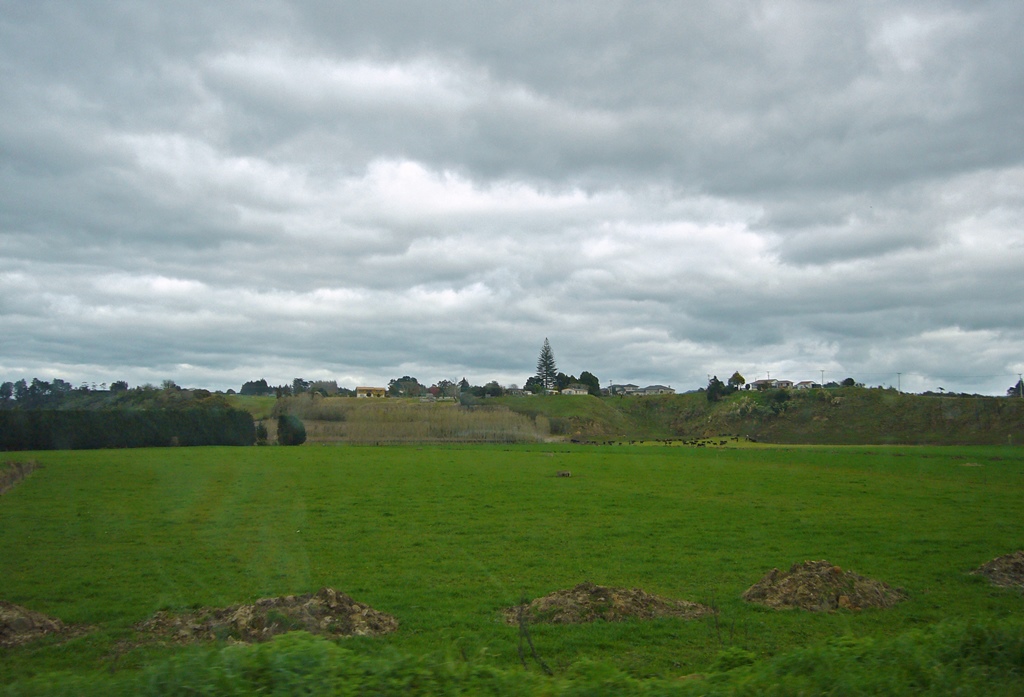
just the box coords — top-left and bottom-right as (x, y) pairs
(5, 620), (1024, 696)
(277, 414), (307, 445)
(709, 646), (756, 672)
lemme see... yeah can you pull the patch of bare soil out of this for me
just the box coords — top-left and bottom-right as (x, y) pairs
(0, 460), (39, 496)
(743, 560), (907, 612)
(1, 601), (84, 647)
(134, 587), (398, 644)
(503, 582), (713, 625)
(971, 551), (1024, 590)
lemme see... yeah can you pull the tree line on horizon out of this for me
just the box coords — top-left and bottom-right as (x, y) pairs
(236, 339), (603, 400)
(4, 342), (1022, 405)
(0, 378), (230, 410)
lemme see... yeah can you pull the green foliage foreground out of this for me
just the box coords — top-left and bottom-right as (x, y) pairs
(1, 444), (1022, 693)
(4, 620), (1024, 696)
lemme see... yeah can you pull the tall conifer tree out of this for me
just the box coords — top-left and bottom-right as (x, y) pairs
(535, 338), (558, 391)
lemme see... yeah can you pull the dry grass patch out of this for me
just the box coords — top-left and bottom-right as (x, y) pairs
(0, 460), (39, 496)
(134, 587), (398, 644)
(743, 560), (907, 612)
(503, 582), (713, 625)
(1, 600), (87, 647)
(971, 551), (1024, 590)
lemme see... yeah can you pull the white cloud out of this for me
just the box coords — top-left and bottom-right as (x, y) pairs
(1, 1), (1023, 395)
(206, 49), (478, 114)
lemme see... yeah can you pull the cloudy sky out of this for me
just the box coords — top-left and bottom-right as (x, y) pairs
(2, 1), (1023, 395)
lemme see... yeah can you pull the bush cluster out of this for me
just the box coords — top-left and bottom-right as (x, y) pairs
(276, 414), (307, 446)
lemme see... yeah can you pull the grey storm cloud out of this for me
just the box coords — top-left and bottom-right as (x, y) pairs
(1, 0), (1023, 395)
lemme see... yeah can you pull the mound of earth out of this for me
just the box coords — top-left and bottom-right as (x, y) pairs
(1, 600), (74, 647)
(503, 582), (713, 625)
(743, 560), (906, 612)
(971, 551), (1024, 590)
(135, 587), (397, 643)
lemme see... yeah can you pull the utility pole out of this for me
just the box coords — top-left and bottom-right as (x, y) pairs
(820, 369), (824, 388)
(897, 372), (901, 394)
(1019, 373), (1023, 398)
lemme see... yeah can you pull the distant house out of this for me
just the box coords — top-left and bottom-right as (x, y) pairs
(356, 386), (386, 398)
(795, 381), (817, 390)
(561, 384), (590, 396)
(608, 384), (640, 395)
(749, 379), (795, 390)
(640, 385), (674, 395)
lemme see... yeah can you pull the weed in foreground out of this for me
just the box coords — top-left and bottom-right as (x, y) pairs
(2, 619), (1024, 696)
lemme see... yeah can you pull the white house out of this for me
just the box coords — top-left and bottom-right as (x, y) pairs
(561, 384), (591, 396)
(607, 384), (640, 395)
(639, 385), (675, 395)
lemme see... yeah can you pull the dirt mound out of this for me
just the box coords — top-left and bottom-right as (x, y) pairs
(135, 587), (398, 643)
(503, 582), (713, 625)
(743, 560), (906, 612)
(971, 551), (1024, 590)
(0, 601), (72, 647)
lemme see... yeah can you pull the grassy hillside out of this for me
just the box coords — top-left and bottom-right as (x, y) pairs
(234, 394), (544, 443)
(609, 388), (1024, 445)
(229, 389), (1024, 445)
(224, 394), (277, 420)
(491, 394), (634, 438)
(494, 389), (1024, 445)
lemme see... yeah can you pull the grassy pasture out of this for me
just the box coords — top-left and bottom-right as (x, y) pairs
(1, 443), (1022, 686)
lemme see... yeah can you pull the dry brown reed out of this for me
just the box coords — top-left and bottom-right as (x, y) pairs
(270, 396), (544, 443)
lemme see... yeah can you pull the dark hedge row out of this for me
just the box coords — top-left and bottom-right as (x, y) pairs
(0, 409), (255, 451)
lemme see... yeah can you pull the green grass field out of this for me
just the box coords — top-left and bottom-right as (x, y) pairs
(1, 444), (1023, 692)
